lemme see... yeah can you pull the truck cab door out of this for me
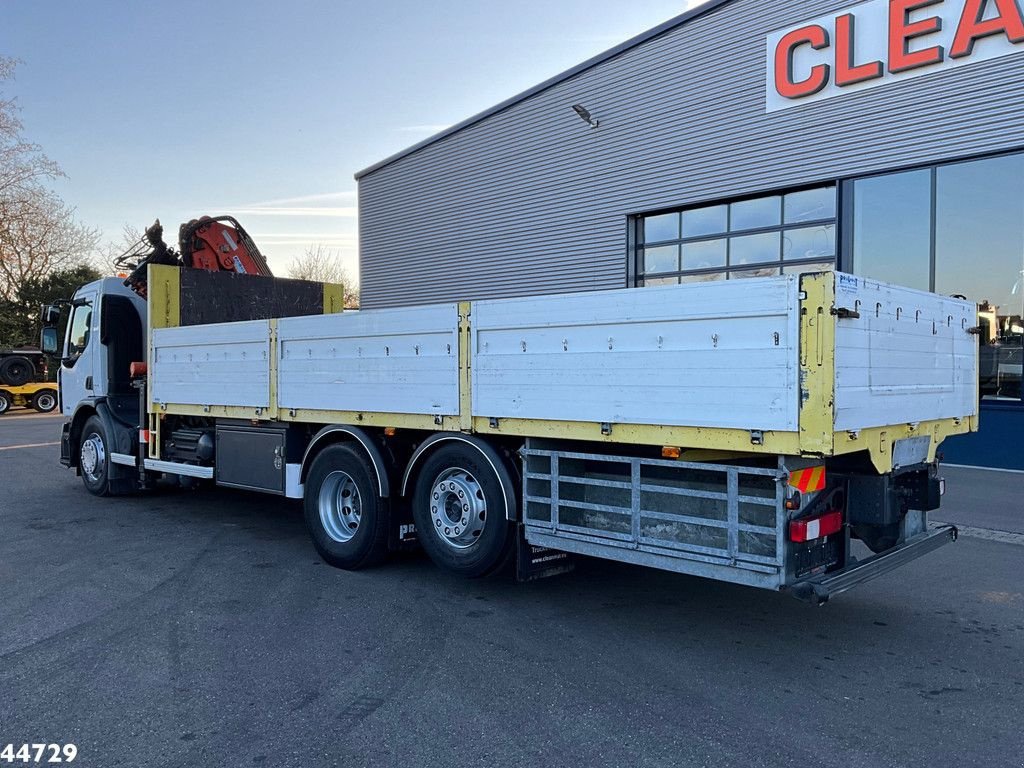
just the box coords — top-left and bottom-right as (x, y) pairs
(59, 291), (98, 415)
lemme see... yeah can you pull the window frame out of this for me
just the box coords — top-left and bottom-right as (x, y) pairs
(64, 302), (93, 364)
(631, 184), (839, 286)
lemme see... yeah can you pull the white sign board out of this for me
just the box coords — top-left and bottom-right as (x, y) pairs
(766, 0), (1024, 112)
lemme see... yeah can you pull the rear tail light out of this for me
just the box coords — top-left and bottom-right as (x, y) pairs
(789, 510), (843, 543)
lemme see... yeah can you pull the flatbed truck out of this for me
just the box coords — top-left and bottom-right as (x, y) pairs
(41, 265), (979, 603)
(0, 382), (59, 415)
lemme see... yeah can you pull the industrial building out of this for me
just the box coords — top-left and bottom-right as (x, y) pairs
(356, 0), (1024, 469)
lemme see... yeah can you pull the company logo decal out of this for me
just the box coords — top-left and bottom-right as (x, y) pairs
(766, 0), (1024, 111)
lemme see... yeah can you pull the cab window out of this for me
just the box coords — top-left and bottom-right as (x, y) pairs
(66, 304), (93, 360)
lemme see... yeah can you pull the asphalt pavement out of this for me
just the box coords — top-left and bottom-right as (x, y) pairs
(1, 412), (1022, 768)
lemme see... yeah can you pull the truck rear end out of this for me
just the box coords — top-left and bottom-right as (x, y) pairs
(518, 271), (975, 601)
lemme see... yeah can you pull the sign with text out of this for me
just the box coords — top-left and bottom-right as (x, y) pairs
(766, 0), (1024, 112)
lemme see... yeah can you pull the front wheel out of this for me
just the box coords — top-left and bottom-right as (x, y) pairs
(79, 415), (114, 496)
(303, 444), (390, 570)
(31, 389), (58, 413)
(0, 392), (12, 416)
(411, 443), (515, 578)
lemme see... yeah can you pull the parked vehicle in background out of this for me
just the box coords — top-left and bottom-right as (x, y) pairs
(0, 348), (56, 416)
(0, 382), (59, 415)
(0, 349), (47, 387)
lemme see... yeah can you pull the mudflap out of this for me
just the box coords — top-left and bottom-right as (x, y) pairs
(516, 524), (575, 582)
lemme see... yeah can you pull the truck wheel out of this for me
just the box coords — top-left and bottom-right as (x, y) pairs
(31, 389), (58, 413)
(0, 356), (33, 386)
(411, 443), (515, 578)
(0, 392), (11, 415)
(80, 415), (115, 496)
(304, 444), (390, 570)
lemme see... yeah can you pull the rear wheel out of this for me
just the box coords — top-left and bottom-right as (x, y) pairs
(31, 389), (57, 413)
(0, 356), (33, 386)
(304, 444), (390, 570)
(0, 392), (11, 415)
(411, 443), (515, 578)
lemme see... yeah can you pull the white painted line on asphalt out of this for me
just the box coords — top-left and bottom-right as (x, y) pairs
(0, 413), (64, 422)
(935, 522), (1024, 547)
(0, 441), (60, 451)
(942, 463), (1024, 475)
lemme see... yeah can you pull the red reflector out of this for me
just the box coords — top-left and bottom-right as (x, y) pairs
(130, 362), (148, 377)
(139, 429), (150, 444)
(789, 510), (843, 543)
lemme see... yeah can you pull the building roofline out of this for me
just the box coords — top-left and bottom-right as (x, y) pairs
(354, 0), (735, 180)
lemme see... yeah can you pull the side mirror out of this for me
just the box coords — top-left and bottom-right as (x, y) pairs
(42, 304), (62, 326)
(40, 326), (60, 355)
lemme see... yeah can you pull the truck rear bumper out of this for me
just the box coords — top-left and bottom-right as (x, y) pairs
(789, 525), (958, 605)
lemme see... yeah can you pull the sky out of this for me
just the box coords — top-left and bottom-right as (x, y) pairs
(2, 0), (704, 282)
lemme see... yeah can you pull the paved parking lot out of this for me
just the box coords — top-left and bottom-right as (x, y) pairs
(2, 412), (1023, 768)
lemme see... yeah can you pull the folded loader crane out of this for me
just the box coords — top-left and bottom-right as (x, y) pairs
(41, 260), (979, 604)
(115, 216), (273, 299)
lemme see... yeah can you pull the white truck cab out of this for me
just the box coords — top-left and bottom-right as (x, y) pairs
(47, 278), (147, 489)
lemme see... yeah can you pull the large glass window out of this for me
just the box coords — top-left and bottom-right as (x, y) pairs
(850, 170), (932, 291)
(935, 156), (1023, 402)
(636, 186), (837, 285)
(848, 152), (1024, 404)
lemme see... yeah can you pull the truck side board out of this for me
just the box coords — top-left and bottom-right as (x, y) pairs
(146, 266), (978, 472)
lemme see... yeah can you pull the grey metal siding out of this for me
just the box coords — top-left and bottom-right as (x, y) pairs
(358, 0), (1024, 309)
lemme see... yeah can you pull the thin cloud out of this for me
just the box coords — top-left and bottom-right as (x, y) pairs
(396, 124), (452, 133)
(253, 232), (357, 240)
(241, 190), (357, 207)
(231, 206), (357, 218)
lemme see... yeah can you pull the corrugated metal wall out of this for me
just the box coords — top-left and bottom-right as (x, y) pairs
(357, 0), (1024, 309)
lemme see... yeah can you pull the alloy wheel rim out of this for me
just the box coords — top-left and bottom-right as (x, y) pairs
(429, 467), (487, 550)
(319, 471), (362, 543)
(80, 432), (105, 480)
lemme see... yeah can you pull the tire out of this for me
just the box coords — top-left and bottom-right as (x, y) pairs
(0, 356), (33, 387)
(31, 389), (58, 413)
(303, 444), (390, 570)
(411, 443), (515, 578)
(0, 392), (11, 416)
(79, 415), (115, 496)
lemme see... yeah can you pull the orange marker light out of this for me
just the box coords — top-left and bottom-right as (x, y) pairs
(662, 446), (682, 459)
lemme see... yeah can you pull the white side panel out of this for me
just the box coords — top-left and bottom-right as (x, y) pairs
(472, 279), (801, 431)
(833, 275), (978, 432)
(277, 305), (460, 415)
(152, 321), (270, 408)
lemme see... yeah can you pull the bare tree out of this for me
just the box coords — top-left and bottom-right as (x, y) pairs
(0, 57), (100, 302)
(0, 192), (100, 301)
(287, 244), (360, 308)
(0, 57), (62, 200)
(104, 222), (145, 274)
